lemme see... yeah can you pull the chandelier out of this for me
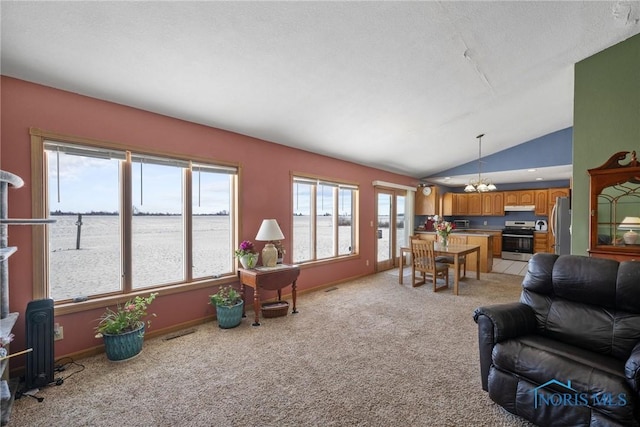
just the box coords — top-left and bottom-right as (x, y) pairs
(464, 133), (497, 193)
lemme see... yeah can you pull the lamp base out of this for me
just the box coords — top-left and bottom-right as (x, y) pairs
(262, 243), (278, 267)
(624, 230), (638, 245)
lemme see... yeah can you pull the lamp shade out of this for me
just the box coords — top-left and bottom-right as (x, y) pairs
(619, 217), (640, 245)
(255, 219), (285, 241)
(618, 217), (640, 229)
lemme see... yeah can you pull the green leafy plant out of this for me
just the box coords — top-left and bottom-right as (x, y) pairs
(95, 292), (158, 337)
(210, 286), (243, 307)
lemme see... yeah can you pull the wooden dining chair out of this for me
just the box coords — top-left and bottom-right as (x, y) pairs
(411, 238), (449, 291)
(435, 234), (468, 278)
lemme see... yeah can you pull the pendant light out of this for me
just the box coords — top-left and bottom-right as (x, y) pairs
(464, 133), (497, 193)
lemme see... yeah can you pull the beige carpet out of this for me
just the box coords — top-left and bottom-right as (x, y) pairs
(11, 270), (535, 426)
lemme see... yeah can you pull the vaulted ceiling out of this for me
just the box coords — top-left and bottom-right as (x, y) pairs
(2, 1), (639, 182)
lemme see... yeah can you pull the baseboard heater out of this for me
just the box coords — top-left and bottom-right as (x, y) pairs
(25, 299), (54, 390)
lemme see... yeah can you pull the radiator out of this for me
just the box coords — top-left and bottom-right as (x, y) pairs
(25, 299), (54, 390)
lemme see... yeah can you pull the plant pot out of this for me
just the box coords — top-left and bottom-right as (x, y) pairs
(216, 300), (244, 329)
(102, 323), (145, 362)
(239, 253), (258, 269)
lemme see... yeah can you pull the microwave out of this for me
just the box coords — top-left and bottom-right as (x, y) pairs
(453, 219), (470, 229)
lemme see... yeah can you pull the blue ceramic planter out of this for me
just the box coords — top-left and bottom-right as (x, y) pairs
(102, 323), (145, 361)
(216, 300), (244, 329)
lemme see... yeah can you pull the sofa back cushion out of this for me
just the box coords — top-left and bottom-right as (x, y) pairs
(521, 253), (640, 360)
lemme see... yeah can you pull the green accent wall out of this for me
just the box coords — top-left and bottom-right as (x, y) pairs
(573, 33), (640, 255)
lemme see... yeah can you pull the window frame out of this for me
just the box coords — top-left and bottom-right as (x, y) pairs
(30, 128), (240, 315)
(291, 172), (359, 264)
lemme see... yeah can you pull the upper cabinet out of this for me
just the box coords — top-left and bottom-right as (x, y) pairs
(588, 151), (640, 262)
(482, 192), (504, 216)
(443, 192), (502, 216)
(534, 190), (548, 216)
(505, 190), (534, 206)
(467, 193), (482, 216)
(415, 186), (439, 215)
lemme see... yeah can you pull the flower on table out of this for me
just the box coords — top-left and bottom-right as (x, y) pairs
(235, 240), (257, 258)
(434, 220), (455, 237)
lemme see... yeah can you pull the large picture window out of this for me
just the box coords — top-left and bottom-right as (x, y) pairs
(292, 175), (358, 263)
(39, 135), (238, 304)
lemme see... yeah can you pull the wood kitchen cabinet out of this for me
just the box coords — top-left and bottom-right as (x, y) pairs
(481, 192), (504, 216)
(519, 190), (535, 205)
(443, 193), (469, 216)
(415, 186), (439, 215)
(456, 194), (468, 215)
(534, 190), (548, 215)
(504, 191), (518, 206)
(467, 193), (482, 216)
(505, 190), (535, 205)
(548, 188), (570, 205)
(534, 232), (549, 253)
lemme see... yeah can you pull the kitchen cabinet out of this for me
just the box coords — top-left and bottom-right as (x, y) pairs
(519, 190), (535, 205)
(534, 190), (548, 216)
(505, 190), (534, 205)
(504, 191), (518, 206)
(485, 230), (502, 257)
(456, 194), (468, 215)
(548, 188), (570, 205)
(442, 193), (454, 216)
(442, 193), (469, 216)
(415, 186), (439, 215)
(481, 192), (504, 216)
(467, 193), (482, 216)
(534, 232), (548, 253)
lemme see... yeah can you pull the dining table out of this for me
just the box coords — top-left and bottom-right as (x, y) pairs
(398, 242), (481, 295)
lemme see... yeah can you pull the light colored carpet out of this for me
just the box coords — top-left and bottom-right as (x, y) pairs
(11, 271), (535, 426)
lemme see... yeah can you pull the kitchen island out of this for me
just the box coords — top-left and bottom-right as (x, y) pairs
(413, 231), (494, 273)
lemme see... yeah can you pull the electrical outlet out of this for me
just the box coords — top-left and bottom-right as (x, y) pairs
(366, 259), (369, 266)
(484, 221), (488, 226)
(54, 323), (64, 340)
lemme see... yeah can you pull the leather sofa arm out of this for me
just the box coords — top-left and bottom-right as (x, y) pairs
(473, 303), (537, 342)
(625, 341), (640, 393)
(473, 303), (536, 391)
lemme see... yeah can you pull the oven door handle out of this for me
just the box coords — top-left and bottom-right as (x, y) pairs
(502, 234), (534, 238)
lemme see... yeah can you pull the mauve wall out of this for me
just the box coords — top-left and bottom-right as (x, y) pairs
(1, 76), (416, 364)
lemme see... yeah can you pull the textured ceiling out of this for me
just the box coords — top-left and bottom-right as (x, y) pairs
(2, 1), (639, 182)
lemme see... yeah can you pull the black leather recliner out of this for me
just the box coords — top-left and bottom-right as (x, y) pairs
(473, 253), (640, 426)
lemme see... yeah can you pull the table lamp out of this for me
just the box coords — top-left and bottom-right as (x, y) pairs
(619, 217), (640, 245)
(255, 219), (285, 267)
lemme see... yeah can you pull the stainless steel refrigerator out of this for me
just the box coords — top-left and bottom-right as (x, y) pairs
(551, 196), (571, 255)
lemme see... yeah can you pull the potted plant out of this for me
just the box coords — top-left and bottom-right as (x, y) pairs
(210, 286), (244, 329)
(95, 292), (158, 361)
(235, 240), (259, 268)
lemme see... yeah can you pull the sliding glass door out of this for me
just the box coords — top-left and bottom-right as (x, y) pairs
(375, 188), (406, 271)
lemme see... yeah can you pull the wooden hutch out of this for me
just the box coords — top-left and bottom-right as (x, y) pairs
(588, 151), (640, 262)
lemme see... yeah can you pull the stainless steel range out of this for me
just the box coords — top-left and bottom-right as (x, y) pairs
(502, 220), (535, 261)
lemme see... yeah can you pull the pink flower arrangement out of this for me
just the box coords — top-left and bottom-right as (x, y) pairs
(235, 240), (257, 258)
(434, 220), (455, 239)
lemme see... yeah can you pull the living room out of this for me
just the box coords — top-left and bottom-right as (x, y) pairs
(2, 2), (640, 426)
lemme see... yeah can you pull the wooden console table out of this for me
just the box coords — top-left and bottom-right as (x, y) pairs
(238, 264), (300, 326)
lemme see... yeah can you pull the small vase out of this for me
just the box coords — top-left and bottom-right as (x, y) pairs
(239, 253), (258, 269)
(440, 235), (448, 247)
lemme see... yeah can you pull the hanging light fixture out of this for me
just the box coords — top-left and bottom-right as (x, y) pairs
(464, 133), (497, 193)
